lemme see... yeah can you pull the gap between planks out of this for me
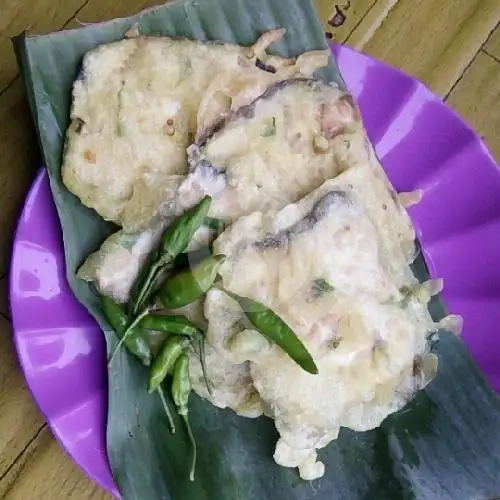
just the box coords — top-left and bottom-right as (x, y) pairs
(0, 0), (92, 96)
(483, 48), (500, 65)
(0, 425), (47, 484)
(445, 19), (500, 101)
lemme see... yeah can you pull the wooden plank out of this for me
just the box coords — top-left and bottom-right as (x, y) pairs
(0, 82), (40, 275)
(346, 0), (500, 97)
(0, 277), (10, 319)
(484, 23), (500, 60)
(447, 50), (500, 162)
(0, 0), (86, 93)
(0, 426), (111, 499)
(64, 0), (169, 28)
(0, 315), (44, 478)
(315, 0), (376, 43)
(342, 0), (397, 49)
(74, 0), (372, 43)
(0, 0), (174, 94)
(1, 0), (498, 497)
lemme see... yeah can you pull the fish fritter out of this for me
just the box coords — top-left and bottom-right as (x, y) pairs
(179, 79), (364, 220)
(202, 163), (447, 480)
(62, 29), (329, 231)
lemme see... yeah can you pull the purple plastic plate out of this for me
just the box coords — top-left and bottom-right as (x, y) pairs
(9, 44), (500, 495)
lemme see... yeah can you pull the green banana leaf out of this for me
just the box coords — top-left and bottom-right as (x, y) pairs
(13, 0), (500, 498)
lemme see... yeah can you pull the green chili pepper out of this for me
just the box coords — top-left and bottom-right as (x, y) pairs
(222, 289), (318, 375)
(140, 314), (202, 337)
(100, 295), (152, 366)
(141, 314), (212, 395)
(108, 303), (160, 366)
(172, 353), (191, 415)
(148, 335), (191, 393)
(128, 196), (212, 317)
(132, 263), (173, 318)
(161, 196), (212, 258)
(171, 354), (197, 481)
(157, 255), (225, 309)
(130, 254), (175, 318)
(100, 299), (177, 435)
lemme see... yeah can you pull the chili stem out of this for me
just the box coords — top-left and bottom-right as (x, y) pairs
(198, 337), (213, 396)
(108, 308), (153, 365)
(134, 258), (170, 315)
(157, 387), (176, 434)
(183, 414), (197, 481)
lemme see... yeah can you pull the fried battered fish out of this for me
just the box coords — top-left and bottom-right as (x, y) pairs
(62, 30), (329, 231)
(201, 163), (453, 480)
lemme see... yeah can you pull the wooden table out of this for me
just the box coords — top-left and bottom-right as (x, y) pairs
(0, 0), (498, 498)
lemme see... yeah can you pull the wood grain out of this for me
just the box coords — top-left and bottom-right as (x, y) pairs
(485, 23), (500, 60)
(0, 426), (111, 499)
(0, 277), (10, 319)
(447, 50), (500, 162)
(315, 0), (376, 43)
(346, 0), (500, 96)
(0, 0), (499, 498)
(0, 315), (44, 478)
(0, 82), (40, 276)
(343, 0), (397, 49)
(0, 0), (85, 92)
(64, 0), (169, 28)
